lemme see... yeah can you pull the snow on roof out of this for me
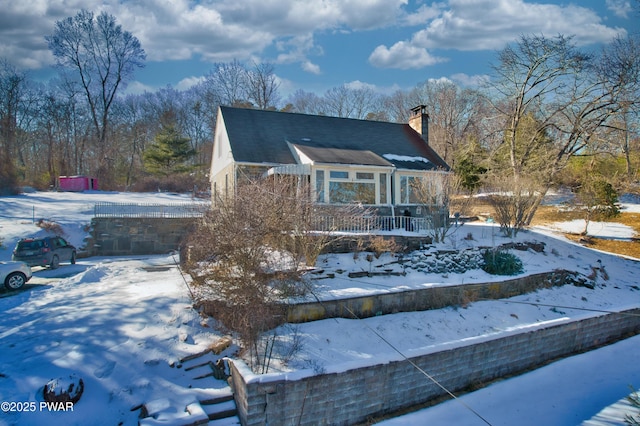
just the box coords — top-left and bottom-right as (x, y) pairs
(382, 153), (431, 164)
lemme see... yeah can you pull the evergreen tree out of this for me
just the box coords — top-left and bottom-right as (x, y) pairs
(143, 124), (195, 176)
(455, 158), (487, 192)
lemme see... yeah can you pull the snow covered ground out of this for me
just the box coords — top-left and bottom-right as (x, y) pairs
(0, 190), (639, 425)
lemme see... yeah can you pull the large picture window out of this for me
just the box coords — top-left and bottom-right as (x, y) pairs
(329, 182), (375, 204)
(315, 168), (380, 204)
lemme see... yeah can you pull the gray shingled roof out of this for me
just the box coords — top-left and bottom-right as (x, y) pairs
(291, 144), (394, 167)
(220, 106), (450, 171)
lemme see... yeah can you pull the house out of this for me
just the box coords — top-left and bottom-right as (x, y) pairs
(58, 175), (99, 192)
(210, 105), (450, 224)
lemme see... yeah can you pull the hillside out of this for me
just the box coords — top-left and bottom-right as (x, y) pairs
(0, 190), (639, 425)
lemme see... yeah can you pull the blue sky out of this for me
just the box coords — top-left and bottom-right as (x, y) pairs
(1, 0), (638, 98)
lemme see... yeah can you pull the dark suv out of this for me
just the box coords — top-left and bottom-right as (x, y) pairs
(12, 237), (77, 269)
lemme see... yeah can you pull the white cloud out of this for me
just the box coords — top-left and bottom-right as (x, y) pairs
(402, 3), (444, 26)
(0, 0), (408, 72)
(369, 41), (447, 69)
(123, 80), (155, 95)
(367, 0), (628, 71)
(606, 0), (633, 18)
(344, 80), (377, 91)
(275, 34), (324, 75)
(0, 0), (631, 85)
(449, 73), (490, 87)
(175, 76), (205, 91)
(301, 61), (322, 75)
(411, 0), (626, 51)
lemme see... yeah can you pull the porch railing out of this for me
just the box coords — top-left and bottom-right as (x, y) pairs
(313, 215), (432, 234)
(93, 203), (434, 234)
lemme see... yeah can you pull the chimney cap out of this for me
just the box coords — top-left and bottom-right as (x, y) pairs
(411, 105), (427, 115)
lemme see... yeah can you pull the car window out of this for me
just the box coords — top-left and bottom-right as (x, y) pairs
(17, 240), (43, 250)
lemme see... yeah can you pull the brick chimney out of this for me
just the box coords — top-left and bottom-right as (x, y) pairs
(408, 105), (429, 144)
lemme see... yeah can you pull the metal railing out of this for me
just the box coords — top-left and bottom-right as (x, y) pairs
(313, 215), (432, 234)
(93, 203), (434, 234)
(94, 202), (210, 218)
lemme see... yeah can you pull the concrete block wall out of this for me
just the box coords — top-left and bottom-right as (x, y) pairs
(229, 308), (640, 426)
(90, 217), (196, 256)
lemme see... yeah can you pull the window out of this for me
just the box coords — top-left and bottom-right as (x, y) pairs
(400, 176), (423, 204)
(315, 170), (325, 203)
(380, 173), (387, 204)
(356, 172), (374, 180)
(317, 168), (383, 204)
(329, 182), (375, 204)
(328, 169), (375, 204)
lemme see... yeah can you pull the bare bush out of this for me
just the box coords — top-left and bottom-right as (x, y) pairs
(409, 170), (466, 243)
(184, 176), (362, 372)
(368, 235), (398, 259)
(35, 219), (65, 237)
(484, 176), (541, 237)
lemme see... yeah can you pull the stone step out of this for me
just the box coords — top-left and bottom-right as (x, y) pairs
(139, 401), (209, 426)
(207, 416), (241, 425)
(199, 393), (234, 405)
(201, 399), (237, 420)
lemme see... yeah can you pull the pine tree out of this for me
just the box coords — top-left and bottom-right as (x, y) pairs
(143, 124), (195, 177)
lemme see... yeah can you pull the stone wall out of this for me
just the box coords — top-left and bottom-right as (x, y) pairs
(89, 217), (196, 256)
(285, 270), (573, 323)
(229, 308), (640, 426)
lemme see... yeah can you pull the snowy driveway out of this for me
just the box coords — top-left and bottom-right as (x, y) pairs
(0, 255), (225, 426)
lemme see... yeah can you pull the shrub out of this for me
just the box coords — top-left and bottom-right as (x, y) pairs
(368, 235), (398, 259)
(36, 219), (65, 236)
(184, 177), (365, 372)
(482, 249), (523, 275)
(131, 174), (206, 194)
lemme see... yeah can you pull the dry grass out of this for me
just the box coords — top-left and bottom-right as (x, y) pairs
(452, 198), (640, 260)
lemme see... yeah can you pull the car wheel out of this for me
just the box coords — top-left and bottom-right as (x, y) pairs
(50, 255), (60, 269)
(5, 272), (26, 290)
(71, 252), (76, 264)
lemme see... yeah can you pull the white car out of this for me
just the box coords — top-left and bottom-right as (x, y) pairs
(0, 261), (33, 290)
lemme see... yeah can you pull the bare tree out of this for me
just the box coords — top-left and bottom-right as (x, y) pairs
(595, 35), (640, 182)
(490, 34), (588, 179)
(247, 62), (281, 110)
(203, 60), (249, 107)
(382, 89), (416, 123)
(322, 84), (380, 119)
(413, 79), (486, 165)
(486, 34), (640, 233)
(284, 89), (324, 115)
(408, 171), (466, 242)
(46, 9), (145, 188)
(0, 60), (25, 194)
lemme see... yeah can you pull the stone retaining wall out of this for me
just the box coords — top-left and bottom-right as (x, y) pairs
(89, 217), (196, 256)
(229, 308), (640, 426)
(285, 270), (574, 323)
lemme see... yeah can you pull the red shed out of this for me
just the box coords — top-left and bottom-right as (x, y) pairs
(58, 176), (99, 192)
